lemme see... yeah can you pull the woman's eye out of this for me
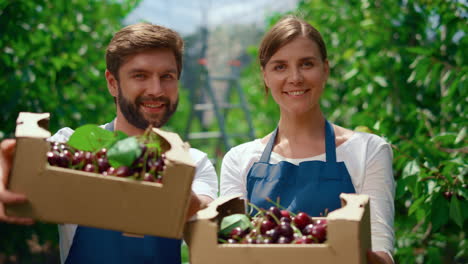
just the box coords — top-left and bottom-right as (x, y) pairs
(274, 64), (286, 71)
(302, 61), (313, 67)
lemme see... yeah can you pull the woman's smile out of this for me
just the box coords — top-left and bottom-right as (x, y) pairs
(283, 89), (310, 96)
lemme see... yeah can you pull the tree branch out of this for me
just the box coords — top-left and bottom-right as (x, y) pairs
(437, 146), (468, 154)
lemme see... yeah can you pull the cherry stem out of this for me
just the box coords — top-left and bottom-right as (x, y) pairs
(269, 212), (280, 225)
(290, 223), (303, 236)
(140, 147), (150, 180)
(321, 208), (329, 217)
(264, 196), (297, 217)
(247, 202), (265, 218)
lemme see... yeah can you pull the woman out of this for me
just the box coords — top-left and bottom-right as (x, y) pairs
(220, 16), (395, 264)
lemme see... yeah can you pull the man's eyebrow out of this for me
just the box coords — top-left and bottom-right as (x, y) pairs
(127, 68), (149, 74)
(164, 69), (178, 74)
(126, 68), (178, 74)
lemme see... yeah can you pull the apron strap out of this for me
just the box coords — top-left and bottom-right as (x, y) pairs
(325, 120), (337, 163)
(259, 120), (337, 163)
(259, 127), (278, 163)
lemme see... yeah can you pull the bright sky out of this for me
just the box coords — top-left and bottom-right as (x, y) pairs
(124, 0), (299, 35)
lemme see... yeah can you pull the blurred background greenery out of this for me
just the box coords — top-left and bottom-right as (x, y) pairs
(0, 0), (466, 263)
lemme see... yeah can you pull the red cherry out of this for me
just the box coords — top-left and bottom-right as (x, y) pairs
(260, 219), (277, 234)
(95, 148), (107, 159)
(143, 173), (156, 182)
(57, 153), (70, 168)
(62, 149), (73, 160)
(265, 228), (279, 242)
(97, 158), (110, 173)
(106, 167), (116, 176)
(72, 151), (85, 166)
(227, 238), (237, 244)
(293, 212), (311, 230)
(51, 143), (60, 152)
(84, 152), (95, 165)
(277, 236), (292, 244)
(115, 166), (131, 177)
(83, 163), (95, 173)
(155, 158), (165, 171)
(314, 219), (327, 226)
(59, 143), (69, 152)
(302, 223), (315, 236)
(268, 206), (282, 221)
(278, 222), (293, 238)
(295, 235), (314, 244)
(47, 151), (59, 166)
(249, 229), (259, 238)
(311, 224), (327, 243)
(280, 210), (291, 219)
(230, 227), (247, 240)
(243, 236), (257, 244)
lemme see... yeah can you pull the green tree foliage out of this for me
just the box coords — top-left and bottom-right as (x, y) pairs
(241, 0), (467, 263)
(0, 0), (139, 138)
(0, 0), (139, 262)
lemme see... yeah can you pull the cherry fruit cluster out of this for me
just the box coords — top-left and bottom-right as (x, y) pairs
(46, 142), (165, 183)
(220, 206), (327, 244)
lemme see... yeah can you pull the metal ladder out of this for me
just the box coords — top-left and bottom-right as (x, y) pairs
(183, 59), (255, 166)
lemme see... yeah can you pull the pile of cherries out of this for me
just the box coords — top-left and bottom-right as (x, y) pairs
(220, 206), (327, 244)
(46, 142), (165, 183)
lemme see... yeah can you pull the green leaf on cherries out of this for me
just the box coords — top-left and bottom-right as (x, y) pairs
(107, 136), (142, 168)
(219, 214), (253, 237)
(114, 130), (129, 142)
(68, 124), (117, 152)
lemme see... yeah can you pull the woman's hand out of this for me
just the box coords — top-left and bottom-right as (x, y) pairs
(367, 250), (394, 264)
(0, 139), (34, 225)
(185, 191), (213, 221)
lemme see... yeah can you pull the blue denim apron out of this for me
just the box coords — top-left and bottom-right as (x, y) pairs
(65, 120), (181, 264)
(246, 120), (356, 216)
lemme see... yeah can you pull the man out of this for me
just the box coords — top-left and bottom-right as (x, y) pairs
(0, 23), (218, 264)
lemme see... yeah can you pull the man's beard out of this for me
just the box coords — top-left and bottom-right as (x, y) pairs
(117, 84), (178, 129)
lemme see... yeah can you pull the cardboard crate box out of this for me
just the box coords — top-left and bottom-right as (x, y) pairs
(185, 193), (372, 264)
(7, 112), (195, 239)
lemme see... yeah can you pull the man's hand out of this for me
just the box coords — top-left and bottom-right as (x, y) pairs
(367, 250), (394, 264)
(186, 191), (213, 221)
(0, 139), (34, 225)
